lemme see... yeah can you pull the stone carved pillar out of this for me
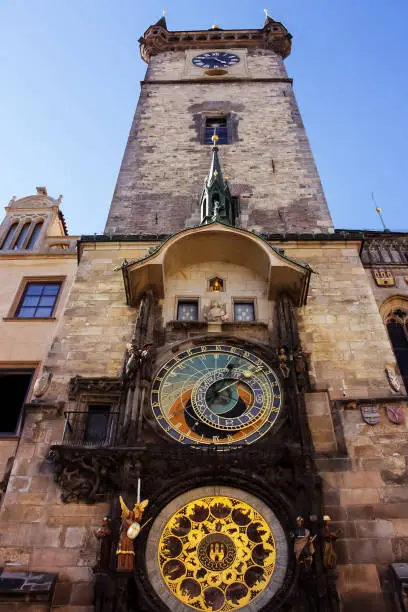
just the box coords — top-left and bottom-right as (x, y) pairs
(119, 291), (159, 444)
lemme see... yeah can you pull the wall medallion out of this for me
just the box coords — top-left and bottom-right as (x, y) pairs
(372, 269), (395, 287)
(157, 495), (276, 611)
(385, 405), (405, 425)
(360, 404), (380, 425)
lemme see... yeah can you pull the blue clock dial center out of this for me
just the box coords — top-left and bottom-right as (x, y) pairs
(192, 52), (240, 69)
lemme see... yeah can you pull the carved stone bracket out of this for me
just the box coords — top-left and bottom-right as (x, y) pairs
(49, 442), (319, 508)
(68, 376), (122, 401)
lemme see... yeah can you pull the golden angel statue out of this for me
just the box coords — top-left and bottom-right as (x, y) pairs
(116, 496), (149, 571)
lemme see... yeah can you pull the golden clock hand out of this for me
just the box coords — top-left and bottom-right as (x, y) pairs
(215, 367), (263, 394)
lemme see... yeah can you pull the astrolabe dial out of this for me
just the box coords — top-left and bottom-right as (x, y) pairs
(151, 345), (282, 447)
(158, 495), (277, 611)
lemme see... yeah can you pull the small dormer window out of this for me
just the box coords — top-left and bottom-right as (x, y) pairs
(205, 117), (228, 145)
(26, 221), (43, 250)
(1, 223), (18, 250)
(13, 222), (31, 250)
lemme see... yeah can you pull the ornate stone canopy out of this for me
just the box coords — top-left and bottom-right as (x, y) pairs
(121, 223), (312, 307)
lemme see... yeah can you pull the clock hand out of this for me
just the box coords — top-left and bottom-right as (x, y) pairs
(215, 367), (263, 394)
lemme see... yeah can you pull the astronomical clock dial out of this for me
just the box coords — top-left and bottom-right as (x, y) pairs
(151, 345), (282, 447)
(192, 52), (240, 69)
(158, 495), (277, 611)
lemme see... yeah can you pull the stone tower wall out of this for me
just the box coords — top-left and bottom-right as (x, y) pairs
(105, 49), (333, 236)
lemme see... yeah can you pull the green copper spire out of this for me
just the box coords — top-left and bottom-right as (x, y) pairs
(200, 135), (238, 226)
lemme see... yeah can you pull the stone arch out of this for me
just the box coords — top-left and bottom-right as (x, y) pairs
(380, 295), (408, 391)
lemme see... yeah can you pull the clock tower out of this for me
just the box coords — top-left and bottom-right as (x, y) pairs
(4, 12), (405, 612)
(105, 16), (333, 237)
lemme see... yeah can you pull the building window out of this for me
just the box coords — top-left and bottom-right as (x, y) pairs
(15, 282), (62, 318)
(0, 370), (34, 433)
(1, 223), (18, 250)
(13, 222), (31, 250)
(234, 301), (255, 322)
(84, 406), (111, 444)
(26, 221), (43, 250)
(387, 310), (408, 392)
(177, 300), (199, 321)
(205, 117), (228, 145)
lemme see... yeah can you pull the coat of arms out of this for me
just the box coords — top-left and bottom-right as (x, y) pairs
(372, 269), (394, 287)
(385, 405), (405, 425)
(361, 404), (380, 425)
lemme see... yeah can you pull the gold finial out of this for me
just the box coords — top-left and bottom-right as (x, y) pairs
(162, 9), (167, 16)
(212, 24), (220, 30)
(372, 193), (390, 232)
(264, 8), (269, 18)
(211, 134), (219, 144)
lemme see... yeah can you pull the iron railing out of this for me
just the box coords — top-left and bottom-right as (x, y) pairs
(61, 411), (120, 447)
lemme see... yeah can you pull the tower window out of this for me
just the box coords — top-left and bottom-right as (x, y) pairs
(234, 301), (255, 322)
(15, 281), (62, 318)
(177, 300), (199, 321)
(205, 117), (228, 145)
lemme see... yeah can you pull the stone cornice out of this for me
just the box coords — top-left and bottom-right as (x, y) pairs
(139, 21), (292, 62)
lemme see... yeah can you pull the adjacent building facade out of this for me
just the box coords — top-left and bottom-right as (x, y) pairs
(0, 14), (408, 612)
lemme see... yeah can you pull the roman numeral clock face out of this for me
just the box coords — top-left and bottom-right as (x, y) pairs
(151, 345), (282, 447)
(192, 52), (240, 69)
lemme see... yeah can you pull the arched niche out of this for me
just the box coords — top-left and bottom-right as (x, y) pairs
(122, 223), (311, 307)
(380, 295), (408, 392)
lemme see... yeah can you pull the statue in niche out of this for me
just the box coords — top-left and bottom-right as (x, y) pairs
(94, 515), (113, 571)
(321, 515), (342, 569)
(386, 364), (401, 392)
(33, 369), (53, 397)
(124, 343), (152, 379)
(116, 496), (149, 572)
(203, 300), (229, 322)
(292, 516), (316, 569)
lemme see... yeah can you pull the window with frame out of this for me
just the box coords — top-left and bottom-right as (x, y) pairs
(177, 300), (199, 321)
(234, 301), (255, 322)
(387, 309), (408, 392)
(15, 281), (62, 318)
(13, 222), (31, 250)
(1, 223), (18, 250)
(205, 117), (228, 145)
(84, 405), (112, 444)
(0, 370), (34, 434)
(26, 221), (43, 250)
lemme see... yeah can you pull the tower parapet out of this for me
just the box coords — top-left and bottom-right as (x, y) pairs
(139, 16), (292, 62)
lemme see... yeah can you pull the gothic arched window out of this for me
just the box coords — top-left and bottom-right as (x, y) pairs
(1, 223), (18, 250)
(13, 222), (31, 250)
(386, 308), (408, 392)
(26, 221), (43, 250)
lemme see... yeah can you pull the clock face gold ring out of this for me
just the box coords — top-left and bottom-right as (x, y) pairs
(151, 345), (282, 447)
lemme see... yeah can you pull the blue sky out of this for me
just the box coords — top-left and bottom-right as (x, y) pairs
(0, 0), (407, 235)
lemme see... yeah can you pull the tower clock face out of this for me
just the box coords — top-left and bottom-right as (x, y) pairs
(192, 52), (240, 68)
(151, 345), (282, 447)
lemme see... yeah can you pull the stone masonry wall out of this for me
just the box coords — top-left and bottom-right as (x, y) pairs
(0, 240), (405, 611)
(105, 49), (332, 235)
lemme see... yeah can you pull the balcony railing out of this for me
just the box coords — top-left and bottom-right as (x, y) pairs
(61, 411), (120, 447)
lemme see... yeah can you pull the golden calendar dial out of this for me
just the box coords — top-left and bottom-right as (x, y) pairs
(158, 495), (277, 611)
(151, 345), (282, 447)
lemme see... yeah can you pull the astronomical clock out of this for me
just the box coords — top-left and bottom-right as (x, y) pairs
(151, 345), (282, 447)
